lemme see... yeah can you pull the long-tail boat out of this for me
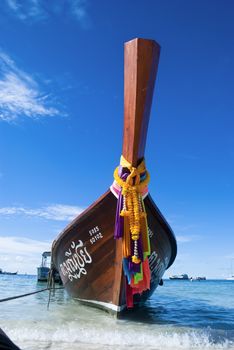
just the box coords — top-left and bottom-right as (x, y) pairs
(52, 38), (177, 315)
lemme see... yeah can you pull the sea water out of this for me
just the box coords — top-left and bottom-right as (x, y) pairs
(0, 275), (233, 350)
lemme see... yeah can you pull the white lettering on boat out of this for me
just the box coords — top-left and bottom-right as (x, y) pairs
(149, 251), (168, 282)
(89, 226), (99, 236)
(148, 227), (154, 238)
(89, 225), (103, 245)
(60, 240), (92, 281)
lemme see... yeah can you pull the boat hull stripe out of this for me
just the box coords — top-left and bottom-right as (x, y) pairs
(75, 298), (126, 312)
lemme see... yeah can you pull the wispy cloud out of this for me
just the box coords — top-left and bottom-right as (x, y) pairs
(0, 51), (61, 122)
(0, 236), (50, 255)
(176, 235), (200, 243)
(0, 204), (83, 221)
(3, 0), (91, 27)
(69, 0), (91, 28)
(0, 236), (51, 274)
(224, 254), (234, 260)
(5, 0), (45, 21)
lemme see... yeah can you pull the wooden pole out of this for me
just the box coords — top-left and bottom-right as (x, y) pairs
(122, 38), (160, 166)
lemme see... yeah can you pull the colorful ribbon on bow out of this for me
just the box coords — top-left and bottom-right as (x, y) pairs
(112, 156), (151, 308)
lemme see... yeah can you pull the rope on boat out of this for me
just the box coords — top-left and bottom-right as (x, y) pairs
(47, 265), (56, 310)
(46, 248), (64, 310)
(0, 265), (63, 304)
(0, 286), (63, 303)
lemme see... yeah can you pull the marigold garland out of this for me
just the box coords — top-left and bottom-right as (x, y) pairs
(113, 156), (152, 307)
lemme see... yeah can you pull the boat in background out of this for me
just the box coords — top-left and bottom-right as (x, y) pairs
(52, 38), (177, 315)
(169, 274), (189, 280)
(190, 276), (206, 281)
(226, 260), (234, 280)
(37, 251), (61, 283)
(0, 268), (18, 275)
(226, 276), (234, 281)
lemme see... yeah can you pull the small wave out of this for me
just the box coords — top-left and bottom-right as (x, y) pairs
(4, 320), (234, 350)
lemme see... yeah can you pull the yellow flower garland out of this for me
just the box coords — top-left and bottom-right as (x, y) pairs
(113, 157), (150, 264)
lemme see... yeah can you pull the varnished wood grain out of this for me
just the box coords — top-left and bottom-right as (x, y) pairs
(122, 38), (160, 166)
(52, 190), (176, 312)
(52, 38), (177, 314)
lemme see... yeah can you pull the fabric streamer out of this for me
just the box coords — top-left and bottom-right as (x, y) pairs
(112, 156), (151, 308)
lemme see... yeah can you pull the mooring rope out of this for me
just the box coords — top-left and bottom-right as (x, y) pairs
(0, 287), (64, 303)
(47, 266), (56, 310)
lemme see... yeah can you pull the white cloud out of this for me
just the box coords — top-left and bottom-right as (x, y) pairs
(0, 236), (50, 255)
(176, 235), (192, 243)
(0, 204), (84, 221)
(0, 51), (60, 122)
(5, 0), (45, 21)
(0, 236), (51, 274)
(69, 0), (91, 28)
(176, 235), (199, 243)
(224, 254), (234, 260)
(4, 0), (91, 26)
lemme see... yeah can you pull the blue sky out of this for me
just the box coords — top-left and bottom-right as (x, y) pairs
(0, 0), (233, 277)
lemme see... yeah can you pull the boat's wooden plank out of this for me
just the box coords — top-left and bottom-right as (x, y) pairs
(122, 38), (160, 166)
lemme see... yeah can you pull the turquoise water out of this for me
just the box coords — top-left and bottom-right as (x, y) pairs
(0, 275), (233, 349)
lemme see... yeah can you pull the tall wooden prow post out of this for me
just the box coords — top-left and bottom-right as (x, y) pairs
(122, 38), (160, 167)
(113, 38), (161, 308)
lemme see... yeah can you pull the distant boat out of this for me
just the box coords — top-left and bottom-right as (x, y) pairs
(226, 260), (234, 280)
(0, 268), (18, 275)
(190, 276), (206, 281)
(169, 274), (189, 280)
(37, 251), (61, 283)
(51, 38), (177, 315)
(226, 276), (234, 281)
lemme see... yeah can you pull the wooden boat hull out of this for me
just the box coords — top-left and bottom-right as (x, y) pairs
(52, 190), (176, 314)
(52, 38), (177, 315)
